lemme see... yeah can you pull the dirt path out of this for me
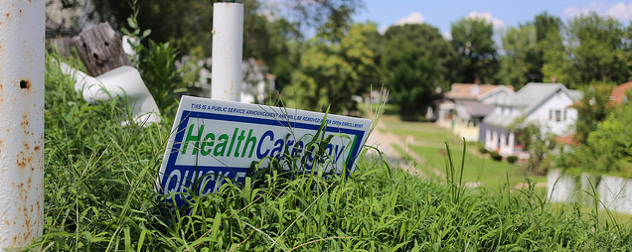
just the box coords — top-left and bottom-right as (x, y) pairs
(364, 120), (440, 177)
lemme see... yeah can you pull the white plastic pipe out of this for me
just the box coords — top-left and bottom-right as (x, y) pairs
(58, 63), (161, 125)
(211, 2), (244, 101)
(0, 0), (45, 250)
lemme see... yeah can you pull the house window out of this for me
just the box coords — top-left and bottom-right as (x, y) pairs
(550, 109), (563, 122)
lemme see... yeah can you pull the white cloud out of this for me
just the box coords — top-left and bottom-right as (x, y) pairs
(465, 11), (505, 30)
(605, 3), (632, 21)
(378, 25), (389, 34)
(563, 2), (632, 21)
(562, 6), (582, 18)
(442, 31), (452, 40)
(378, 12), (424, 34)
(394, 12), (425, 26)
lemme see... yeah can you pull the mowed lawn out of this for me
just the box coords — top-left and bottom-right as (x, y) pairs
(380, 115), (546, 189)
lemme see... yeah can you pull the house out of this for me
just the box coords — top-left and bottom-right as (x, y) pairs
(483, 83), (582, 157)
(452, 100), (495, 141)
(437, 83), (514, 141)
(178, 57), (276, 104)
(609, 80), (632, 105)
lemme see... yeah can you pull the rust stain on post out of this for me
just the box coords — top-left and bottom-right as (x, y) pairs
(16, 151), (26, 169)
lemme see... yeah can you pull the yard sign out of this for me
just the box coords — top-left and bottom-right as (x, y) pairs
(157, 96), (371, 206)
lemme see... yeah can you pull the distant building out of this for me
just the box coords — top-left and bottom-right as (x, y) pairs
(179, 57), (276, 104)
(437, 83), (514, 141)
(483, 83), (582, 157)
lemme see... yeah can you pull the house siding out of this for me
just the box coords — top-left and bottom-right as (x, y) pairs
(525, 90), (578, 135)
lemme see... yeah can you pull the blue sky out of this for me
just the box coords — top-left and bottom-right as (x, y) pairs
(352, 0), (632, 37)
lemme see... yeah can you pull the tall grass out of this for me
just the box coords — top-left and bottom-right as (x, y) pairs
(33, 54), (632, 251)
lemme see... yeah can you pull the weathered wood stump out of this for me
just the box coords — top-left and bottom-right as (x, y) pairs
(49, 37), (74, 57)
(72, 22), (131, 76)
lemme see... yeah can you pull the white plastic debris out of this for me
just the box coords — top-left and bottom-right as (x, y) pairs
(59, 62), (161, 125)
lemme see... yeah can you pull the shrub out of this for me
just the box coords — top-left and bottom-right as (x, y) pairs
(478, 143), (488, 154)
(490, 151), (502, 161)
(506, 155), (518, 164)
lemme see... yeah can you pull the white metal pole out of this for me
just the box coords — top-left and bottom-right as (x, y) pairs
(0, 0), (45, 250)
(211, 1), (244, 102)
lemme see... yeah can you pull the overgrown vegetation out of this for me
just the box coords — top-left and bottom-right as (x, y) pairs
(558, 101), (632, 177)
(36, 53), (632, 250)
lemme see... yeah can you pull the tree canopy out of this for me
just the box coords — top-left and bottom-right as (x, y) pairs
(451, 17), (499, 84)
(382, 24), (454, 118)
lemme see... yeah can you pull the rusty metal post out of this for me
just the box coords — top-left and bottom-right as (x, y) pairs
(211, 1), (244, 101)
(0, 0), (45, 250)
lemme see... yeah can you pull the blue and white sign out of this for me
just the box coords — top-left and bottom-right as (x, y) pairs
(157, 96), (372, 205)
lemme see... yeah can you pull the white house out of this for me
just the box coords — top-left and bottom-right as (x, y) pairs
(437, 83), (514, 141)
(178, 57), (276, 104)
(483, 83), (582, 157)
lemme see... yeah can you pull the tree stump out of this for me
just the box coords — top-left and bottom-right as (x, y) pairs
(72, 22), (131, 76)
(49, 37), (74, 57)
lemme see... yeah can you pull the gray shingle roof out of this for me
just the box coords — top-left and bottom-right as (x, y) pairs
(456, 100), (495, 120)
(483, 83), (582, 128)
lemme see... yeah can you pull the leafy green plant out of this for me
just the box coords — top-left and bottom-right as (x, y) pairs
(478, 143), (489, 154)
(121, 0), (186, 116)
(139, 40), (186, 115)
(506, 155), (518, 164)
(490, 151), (502, 161)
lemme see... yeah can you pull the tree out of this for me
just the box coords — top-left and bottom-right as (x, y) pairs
(536, 12), (567, 85)
(567, 13), (629, 86)
(282, 22), (379, 114)
(451, 17), (499, 83)
(572, 84), (614, 144)
(562, 102), (632, 176)
(499, 24), (539, 88)
(509, 117), (556, 173)
(382, 24), (455, 119)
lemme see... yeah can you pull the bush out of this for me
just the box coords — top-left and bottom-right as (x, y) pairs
(506, 155), (518, 164)
(478, 144), (489, 154)
(490, 151), (502, 161)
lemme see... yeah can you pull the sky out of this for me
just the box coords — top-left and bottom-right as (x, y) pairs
(352, 0), (632, 38)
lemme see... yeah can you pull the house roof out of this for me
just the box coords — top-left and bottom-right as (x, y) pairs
(445, 83), (514, 100)
(455, 100), (495, 120)
(483, 83), (581, 128)
(609, 80), (632, 105)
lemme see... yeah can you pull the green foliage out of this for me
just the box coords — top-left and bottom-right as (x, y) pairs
(506, 155), (518, 164)
(573, 84), (614, 144)
(567, 13), (630, 86)
(451, 17), (499, 83)
(382, 24), (453, 119)
(499, 25), (540, 88)
(490, 151), (502, 161)
(478, 143), (489, 154)
(535, 12), (569, 85)
(509, 117), (556, 172)
(139, 41), (186, 116)
(444, 142), (466, 205)
(120, 0), (186, 116)
(283, 22), (380, 114)
(39, 51), (632, 251)
(561, 102), (632, 177)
